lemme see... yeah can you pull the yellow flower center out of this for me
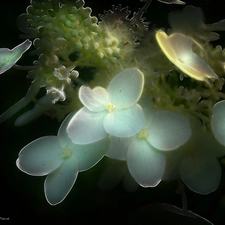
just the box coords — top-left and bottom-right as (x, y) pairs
(137, 129), (149, 139)
(61, 146), (72, 159)
(106, 102), (116, 112)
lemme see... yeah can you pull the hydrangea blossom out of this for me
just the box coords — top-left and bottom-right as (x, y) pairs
(163, 119), (225, 194)
(106, 107), (192, 187)
(66, 68), (145, 144)
(0, 39), (31, 74)
(16, 113), (110, 205)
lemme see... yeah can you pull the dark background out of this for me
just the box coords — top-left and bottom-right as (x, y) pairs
(1, 0), (225, 224)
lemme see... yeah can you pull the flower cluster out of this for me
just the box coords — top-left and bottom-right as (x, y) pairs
(1, 0), (225, 212)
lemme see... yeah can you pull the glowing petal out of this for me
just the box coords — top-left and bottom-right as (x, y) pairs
(104, 104), (145, 137)
(106, 136), (131, 160)
(155, 30), (218, 82)
(0, 39), (32, 74)
(79, 86), (109, 112)
(179, 156), (221, 194)
(127, 139), (165, 187)
(44, 158), (78, 205)
(66, 107), (108, 144)
(16, 136), (63, 176)
(107, 68), (144, 108)
(147, 110), (191, 151)
(211, 100), (225, 146)
(75, 137), (110, 171)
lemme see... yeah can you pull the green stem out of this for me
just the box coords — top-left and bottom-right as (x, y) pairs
(13, 64), (35, 70)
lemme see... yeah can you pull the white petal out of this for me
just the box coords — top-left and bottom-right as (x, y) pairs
(179, 155), (221, 194)
(107, 68), (144, 108)
(16, 136), (63, 176)
(147, 110), (191, 151)
(127, 139), (166, 187)
(58, 112), (77, 148)
(211, 100), (225, 146)
(104, 104), (145, 137)
(106, 136), (131, 160)
(74, 137), (110, 172)
(66, 107), (108, 144)
(79, 86), (109, 112)
(44, 158), (78, 205)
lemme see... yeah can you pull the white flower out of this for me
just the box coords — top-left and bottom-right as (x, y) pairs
(66, 68), (145, 144)
(155, 30), (218, 83)
(164, 119), (224, 194)
(16, 113), (110, 205)
(0, 39), (31, 74)
(107, 108), (192, 188)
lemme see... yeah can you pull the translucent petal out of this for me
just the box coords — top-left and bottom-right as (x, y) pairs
(106, 136), (131, 160)
(147, 110), (191, 151)
(74, 137), (110, 171)
(98, 160), (126, 191)
(155, 30), (218, 82)
(107, 68), (144, 108)
(66, 107), (108, 144)
(16, 136), (63, 176)
(127, 139), (166, 187)
(211, 100), (225, 146)
(58, 112), (77, 148)
(44, 158), (78, 205)
(0, 39), (32, 74)
(79, 86), (109, 112)
(104, 104), (145, 137)
(179, 155), (221, 194)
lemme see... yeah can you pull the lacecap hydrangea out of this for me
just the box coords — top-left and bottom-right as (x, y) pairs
(1, 1), (225, 220)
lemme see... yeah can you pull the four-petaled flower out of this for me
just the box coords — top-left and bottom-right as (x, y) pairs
(16, 113), (110, 205)
(106, 105), (192, 187)
(66, 68), (145, 144)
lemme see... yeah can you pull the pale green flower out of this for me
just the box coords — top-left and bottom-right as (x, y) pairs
(66, 68), (145, 144)
(0, 39), (31, 74)
(16, 113), (109, 205)
(107, 109), (192, 187)
(164, 120), (224, 194)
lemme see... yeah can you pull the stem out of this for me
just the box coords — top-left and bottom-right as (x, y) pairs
(178, 179), (188, 212)
(13, 64), (35, 70)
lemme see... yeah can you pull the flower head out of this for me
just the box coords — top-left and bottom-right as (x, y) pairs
(66, 68), (145, 144)
(106, 107), (192, 187)
(164, 119), (224, 194)
(16, 113), (109, 205)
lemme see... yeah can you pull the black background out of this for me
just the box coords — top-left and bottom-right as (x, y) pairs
(1, 0), (225, 224)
